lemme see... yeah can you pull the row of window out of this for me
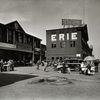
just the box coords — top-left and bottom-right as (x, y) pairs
(51, 41), (76, 48)
(0, 29), (41, 48)
(0, 29), (32, 44)
(7, 29), (32, 44)
(17, 32), (31, 44)
(34, 39), (40, 48)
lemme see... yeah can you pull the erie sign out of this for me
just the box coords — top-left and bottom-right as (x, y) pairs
(51, 32), (77, 41)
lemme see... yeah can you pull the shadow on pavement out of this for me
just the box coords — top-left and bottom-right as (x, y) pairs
(0, 73), (37, 87)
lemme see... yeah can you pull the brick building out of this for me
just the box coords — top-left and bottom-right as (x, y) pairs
(46, 24), (93, 61)
(0, 21), (43, 65)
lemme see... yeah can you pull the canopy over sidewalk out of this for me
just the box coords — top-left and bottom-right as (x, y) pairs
(84, 56), (96, 61)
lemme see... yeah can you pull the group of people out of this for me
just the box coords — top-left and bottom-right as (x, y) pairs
(0, 59), (14, 72)
(80, 61), (97, 75)
(36, 60), (51, 71)
(36, 59), (99, 75)
(36, 59), (71, 73)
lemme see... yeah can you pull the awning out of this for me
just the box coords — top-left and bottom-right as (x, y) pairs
(84, 56), (96, 61)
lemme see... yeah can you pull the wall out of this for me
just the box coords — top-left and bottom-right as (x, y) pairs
(46, 28), (82, 59)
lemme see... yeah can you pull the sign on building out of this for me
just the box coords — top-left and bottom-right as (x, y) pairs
(62, 19), (82, 27)
(51, 32), (77, 41)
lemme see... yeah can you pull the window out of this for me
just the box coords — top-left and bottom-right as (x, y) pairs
(34, 39), (40, 48)
(36, 40), (40, 48)
(24, 35), (27, 43)
(51, 43), (56, 48)
(70, 41), (76, 47)
(18, 33), (23, 43)
(51, 57), (54, 61)
(34, 41), (36, 48)
(27, 36), (31, 44)
(7, 29), (13, 43)
(60, 42), (66, 48)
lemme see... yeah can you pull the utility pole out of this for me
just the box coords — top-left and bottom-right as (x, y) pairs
(83, 0), (86, 24)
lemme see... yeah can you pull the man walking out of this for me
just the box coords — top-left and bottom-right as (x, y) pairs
(36, 60), (41, 70)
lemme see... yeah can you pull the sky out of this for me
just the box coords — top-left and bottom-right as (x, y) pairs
(0, 0), (100, 58)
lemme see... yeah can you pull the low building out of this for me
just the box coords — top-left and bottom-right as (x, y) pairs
(0, 21), (42, 65)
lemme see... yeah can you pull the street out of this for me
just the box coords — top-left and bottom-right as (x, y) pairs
(0, 65), (100, 100)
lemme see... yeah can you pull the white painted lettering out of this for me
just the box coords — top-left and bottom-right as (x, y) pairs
(72, 33), (77, 40)
(59, 34), (64, 41)
(51, 34), (57, 41)
(51, 32), (77, 41)
(67, 33), (69, 40)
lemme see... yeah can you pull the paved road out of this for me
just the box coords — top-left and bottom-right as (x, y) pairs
(0, 65), (100, 100)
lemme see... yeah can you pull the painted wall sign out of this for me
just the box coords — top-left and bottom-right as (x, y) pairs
(51, 32), (77, 41)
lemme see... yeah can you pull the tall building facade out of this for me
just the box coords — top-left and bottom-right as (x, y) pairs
(0, 21), (43, 64)
(46, 24), (93, 61)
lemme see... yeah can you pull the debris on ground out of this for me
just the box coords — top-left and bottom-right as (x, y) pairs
(28, 76), (74, 85)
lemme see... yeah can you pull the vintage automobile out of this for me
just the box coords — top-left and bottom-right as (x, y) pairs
(64, 58), (82, 71)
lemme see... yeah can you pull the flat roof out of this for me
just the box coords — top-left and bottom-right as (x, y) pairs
(46, 24), (87, 31)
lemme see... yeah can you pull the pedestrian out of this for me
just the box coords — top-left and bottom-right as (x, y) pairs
(94, 60), (99, 72)
(80, 61), (84, 74)
(36, 60), (41, 70)
(7, 60), (12, 71)
(0, 59), (3, 72)
(53, 61), (58, 71)
(10, 60), (14, 71)
(41, 60), (45, 66)
(86, 62), (91, 75)
(44, 61), (50, 72)
(80, 61), (87, 74)
(61, 61), (66, 73)
(91, 65), (95, 75)
(66, 63), (70, 74)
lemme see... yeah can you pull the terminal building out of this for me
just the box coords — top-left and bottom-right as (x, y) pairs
(0, 21), (45, 65)
(46, 24), (93, 61)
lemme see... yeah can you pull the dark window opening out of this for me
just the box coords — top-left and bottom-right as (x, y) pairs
(70, 41), (76, 47)
(51, 57), (54, 61)
(7, 29), (13, 44)
(51, 43), (56, 48)
(60, 42), (66, 48)
(18, 32), (23, 43)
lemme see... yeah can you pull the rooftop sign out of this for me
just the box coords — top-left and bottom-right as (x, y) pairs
(62, 19), (82, 27)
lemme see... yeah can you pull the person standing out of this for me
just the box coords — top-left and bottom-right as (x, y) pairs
(36, 60), (41, 70)
(44, 61), (50, 72)
(80, 61), (84, 74)
(66, 63), (70, 74)
(0, 59), (3, 72)
(61, 61), (66, 73)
